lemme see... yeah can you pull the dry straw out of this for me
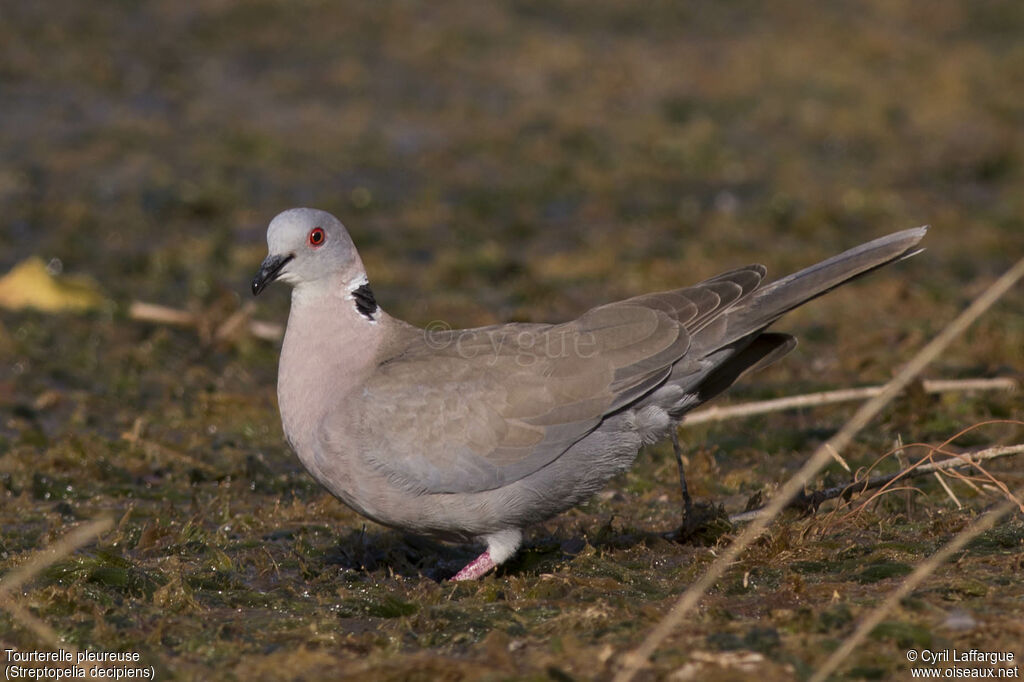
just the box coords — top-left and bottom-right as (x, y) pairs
(810, 488), (1024, 681)
(615, 255), (1024, 682)
(729, 440), (1024, 523)
(0, 517), (113, 672)
(682, 377), (1015, 426)
(129, 300), (283, 342)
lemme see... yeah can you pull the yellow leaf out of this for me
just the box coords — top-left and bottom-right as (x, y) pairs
(0, 257), (107, 312)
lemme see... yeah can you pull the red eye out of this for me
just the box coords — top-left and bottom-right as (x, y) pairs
(308, 227), (325, 247)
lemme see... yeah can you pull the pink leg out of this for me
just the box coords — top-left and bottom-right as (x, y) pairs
(452, 550), (496, 581)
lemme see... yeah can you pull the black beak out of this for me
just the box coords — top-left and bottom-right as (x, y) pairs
(251, 253), (294, 296)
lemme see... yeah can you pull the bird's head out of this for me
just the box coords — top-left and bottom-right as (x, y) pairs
(252, 208), (363, 295)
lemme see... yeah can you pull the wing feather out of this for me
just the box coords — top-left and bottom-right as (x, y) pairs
(333, 264), (767, 494)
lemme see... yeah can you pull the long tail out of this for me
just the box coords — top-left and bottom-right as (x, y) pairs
(668, 226), (928, 412)
(719, 226), (928, 347)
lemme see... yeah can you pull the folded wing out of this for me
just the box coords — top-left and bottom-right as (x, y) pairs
(327, 266), (766, 494)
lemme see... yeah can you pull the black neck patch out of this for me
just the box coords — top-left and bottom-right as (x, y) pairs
(352, 282), (378, 320)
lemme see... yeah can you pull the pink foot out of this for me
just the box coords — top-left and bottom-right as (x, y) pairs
(452, 551), (496, 581)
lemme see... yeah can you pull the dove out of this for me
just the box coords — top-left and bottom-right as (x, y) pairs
(252, 207), (926, 580)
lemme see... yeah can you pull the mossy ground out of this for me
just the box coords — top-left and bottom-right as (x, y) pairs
(2, 1), (1023, 680)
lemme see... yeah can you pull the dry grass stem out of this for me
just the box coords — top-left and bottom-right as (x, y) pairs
(825, 443), (851, 473)
(730, 441), (1024, 523)
(682, 377), (1017, 426)
(615, 256), (1024, 682)
(123, 432), (220, 474)
(0, 517), (114, 674)
(213, 301), (258, 342)
(2, 599), (69, 658)
(129, 300), (283, 342)
(0, 517), (114, 599)
(933, 471), (962, 509)
(127, 301), (196, 327)
(831, 422), (1024, 524)
(809, 489), (1024, 682)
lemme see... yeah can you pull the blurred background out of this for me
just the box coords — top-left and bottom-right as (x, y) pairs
(1, 1), (1021, 679)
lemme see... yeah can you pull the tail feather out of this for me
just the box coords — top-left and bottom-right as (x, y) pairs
(639, 226), (927, 420)
(719, 226), (927, 347)
(679, 333), (796, 415)
(665, 226), (928, 415)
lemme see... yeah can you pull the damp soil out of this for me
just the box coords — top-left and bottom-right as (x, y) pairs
(2, 1), (1023, 680)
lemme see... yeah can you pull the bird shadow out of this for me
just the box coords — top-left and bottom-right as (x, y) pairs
(325, 506), (730, 582)
(325, 530), (587, 582)
(326, 527), (479, 582)
(326, 527), (579, 582)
